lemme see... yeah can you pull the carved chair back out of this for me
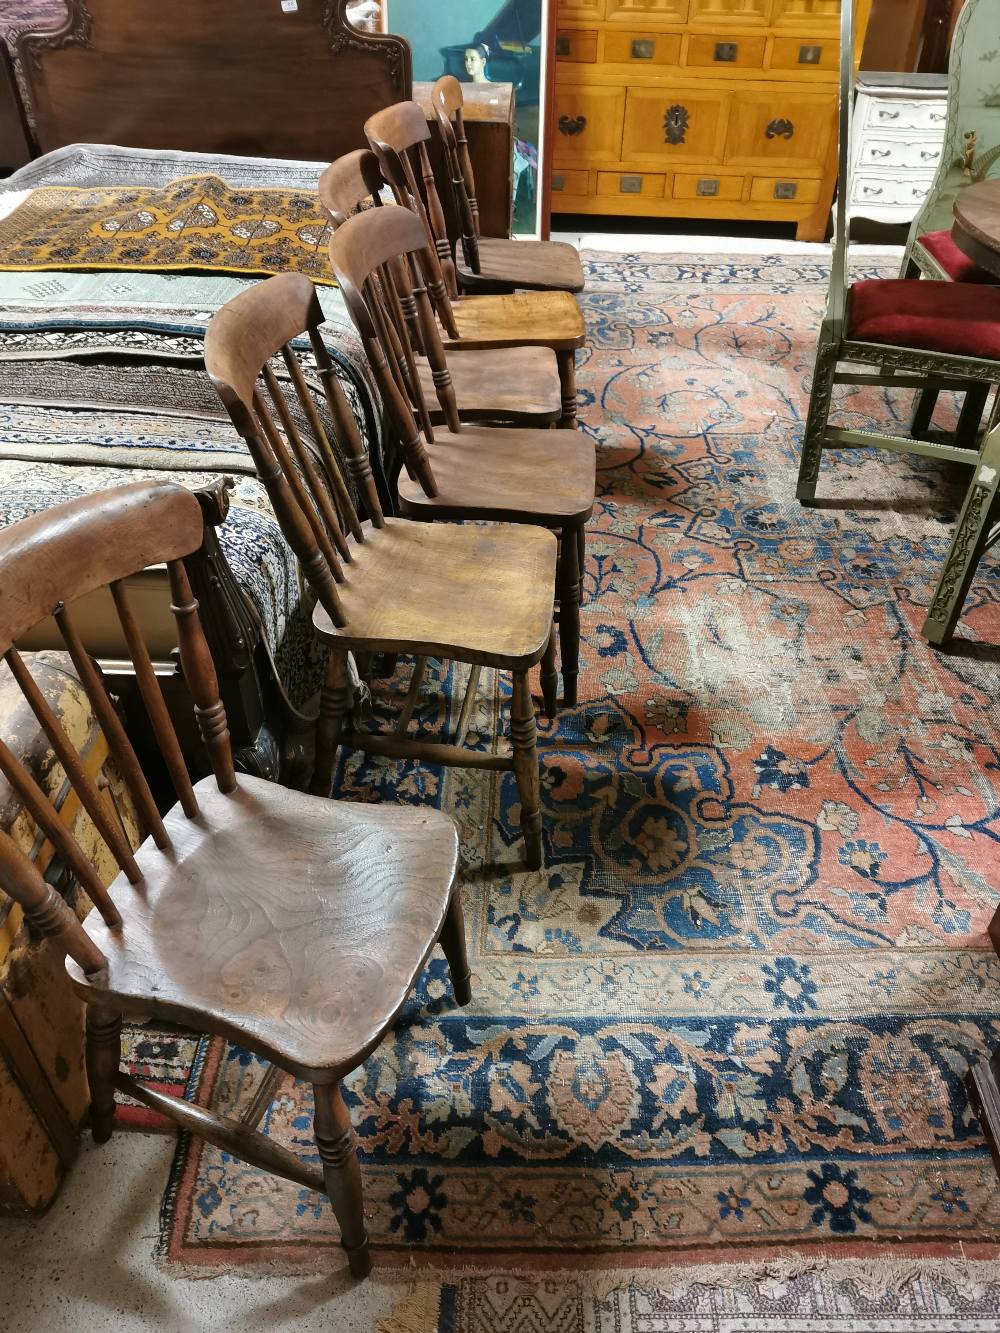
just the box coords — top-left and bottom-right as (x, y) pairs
(364, 102), (463, 331)
(431, 75), (482, 273)
(0, 481), (236, 979)
(329, 206), (475, 484)
(204, 273), (390, 631)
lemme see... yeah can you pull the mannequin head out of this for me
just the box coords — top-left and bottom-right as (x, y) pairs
(464, 44), (489, 83)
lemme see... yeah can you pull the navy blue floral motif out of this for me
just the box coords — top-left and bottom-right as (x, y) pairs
(388, 1168), (447, 1241)
(804, 1163), (873, 1234)
(762, 957), (818, 1014)
(717, 1187), (751, 1221)
(931, 1183), (969, 1214)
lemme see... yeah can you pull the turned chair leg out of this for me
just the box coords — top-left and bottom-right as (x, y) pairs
(85, 1004), (122, 1144)
(438, 890), (472, 1005)
(539, 624), (558, 721)
(313, 1081), (370, 1279)
(556, 349), (577, 429)
(796, 338), (837, 504)
(510, 669), (543, 870)
(310, 651), (349, 797)
(557, 526), (581, 708)
(922, 434), (1000, 646)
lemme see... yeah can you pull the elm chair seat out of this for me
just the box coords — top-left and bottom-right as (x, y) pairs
(457, 236), (586, 295)
(917, 230), (996, 284)
(848, 279), (1000, 359)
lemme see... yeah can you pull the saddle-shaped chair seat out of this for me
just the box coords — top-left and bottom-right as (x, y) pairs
(418, 345), (561, 423)
(917, 229), (996, 284)
(395, 425), (596, 528)
(457, 237), (586, 295)
(68, 774), (460, 1082)
(311, 516), (558, 668)
(848, 278), (1000, 359)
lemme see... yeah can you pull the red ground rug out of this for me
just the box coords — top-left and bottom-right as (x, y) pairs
(155, 251), (1000, 1296)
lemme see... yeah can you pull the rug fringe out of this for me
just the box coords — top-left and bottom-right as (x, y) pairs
(376, 1284), (442, 1333)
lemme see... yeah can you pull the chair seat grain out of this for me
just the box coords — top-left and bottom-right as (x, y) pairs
(396, 425), (596, 526)
(456, 237), (585, 295)
(311, 517), (558, 669)
(420, 346), (561, 423)
(66, 774), (459, 1082)
(449, 291), (586, 352)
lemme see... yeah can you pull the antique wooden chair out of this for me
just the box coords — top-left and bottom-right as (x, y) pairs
(0, 480), (472, 1281)
(327, 205), (595, 710)
(204, 273), (559, 870)
(430, 76), (585, 297)
(319, 151), (562, 426)
(363, 106), (586, 428)
(798, 0), (1000, 504)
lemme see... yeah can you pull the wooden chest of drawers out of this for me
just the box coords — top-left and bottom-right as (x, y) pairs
(552, 0), (871, 241)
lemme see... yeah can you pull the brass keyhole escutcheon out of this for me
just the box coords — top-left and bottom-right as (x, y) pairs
(766, 118), (795, 140)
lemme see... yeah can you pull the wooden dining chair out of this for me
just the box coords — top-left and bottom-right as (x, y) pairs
(430, 76), (585, 296)
(204, 272), (559, 870)
(798, 0), (1000, 504)
(363, 106), (586, 428)
(327, 204), (595, 710)
(319, 151), (562, 427)
(0, 479), (472, 1281)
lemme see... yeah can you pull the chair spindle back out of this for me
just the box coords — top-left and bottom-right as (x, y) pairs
(205, 274), (387, 630)
(329, 206), (477, 492)
(363, 104), (463, 336)
(0, 481), (237, 976)
(431, 76), (481, 274)
(318, 148), (387, 227)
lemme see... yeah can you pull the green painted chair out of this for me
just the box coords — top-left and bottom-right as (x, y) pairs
(902, 0), (1000, 286)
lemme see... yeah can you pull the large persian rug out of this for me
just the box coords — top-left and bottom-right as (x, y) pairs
(0, 176), (335, 283)
(157, 252), (1000, 1323)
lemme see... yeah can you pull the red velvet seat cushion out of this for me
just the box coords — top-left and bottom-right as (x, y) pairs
(848, 279), (1000, 359)
(917, 230), (996, 284)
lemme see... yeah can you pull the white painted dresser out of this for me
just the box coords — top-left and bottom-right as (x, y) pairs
(848, 73), (949, 225)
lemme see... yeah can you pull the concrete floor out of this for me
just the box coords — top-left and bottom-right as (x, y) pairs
(0, 1133), (405, 1332)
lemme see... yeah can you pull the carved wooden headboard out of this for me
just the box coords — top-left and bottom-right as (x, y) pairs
(14, 0), (411, 162)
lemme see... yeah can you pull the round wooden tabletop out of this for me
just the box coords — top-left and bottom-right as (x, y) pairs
(952, 179), (1000, 279)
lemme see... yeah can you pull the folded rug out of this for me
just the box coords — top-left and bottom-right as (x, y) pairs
(0, 175), (336, 284)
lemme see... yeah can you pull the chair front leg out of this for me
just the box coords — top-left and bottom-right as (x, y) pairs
(86, 1004), (122, 1144)
(922, 434), (1000, 646)
(796, 337), (838, 504)
(956, 383), (990, 451)
(539, 624), (558, 722)
(556, 350), (577, 429)
(557, 527), (581, 708)
(310, 651), (349, 798)
(438, 889), (472, 1005)
(510, 669), (543, 870)
(313, 1081), (370, 1279)
(911, 388), (939, 439)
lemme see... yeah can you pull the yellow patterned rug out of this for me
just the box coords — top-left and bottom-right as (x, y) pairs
(0, 174), (336, 284)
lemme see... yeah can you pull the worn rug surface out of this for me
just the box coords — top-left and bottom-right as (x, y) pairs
(158, 252), (1000, 1321)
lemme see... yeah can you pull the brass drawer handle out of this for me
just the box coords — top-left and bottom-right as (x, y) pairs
(697, 179), (720, 197)
(552, 174), (566, 191)
(774, 181), (798, 200)
(766, 118), (795, 140)
(556, 36), (571, 56)
(715, 42), (738, 62)
(631, 39), (655, 59)
(619, 175), (643, 193)
(799, 44), (822, 64)
(559, 115), (587, 137)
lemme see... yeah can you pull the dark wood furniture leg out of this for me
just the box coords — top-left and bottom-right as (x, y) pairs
(85, 1006), (122, 1144)
(438, 892), (472, 1005)
(539, 625), (558, 721)
(557, 349), (577, 429)
(510, 669), (543, 870)
(558, 526), (582, 708)
(311, 652), (349, 798)
(312, 1081), (370, 1279)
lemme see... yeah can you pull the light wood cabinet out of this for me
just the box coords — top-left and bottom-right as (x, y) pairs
(551, 0), (871, 239)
